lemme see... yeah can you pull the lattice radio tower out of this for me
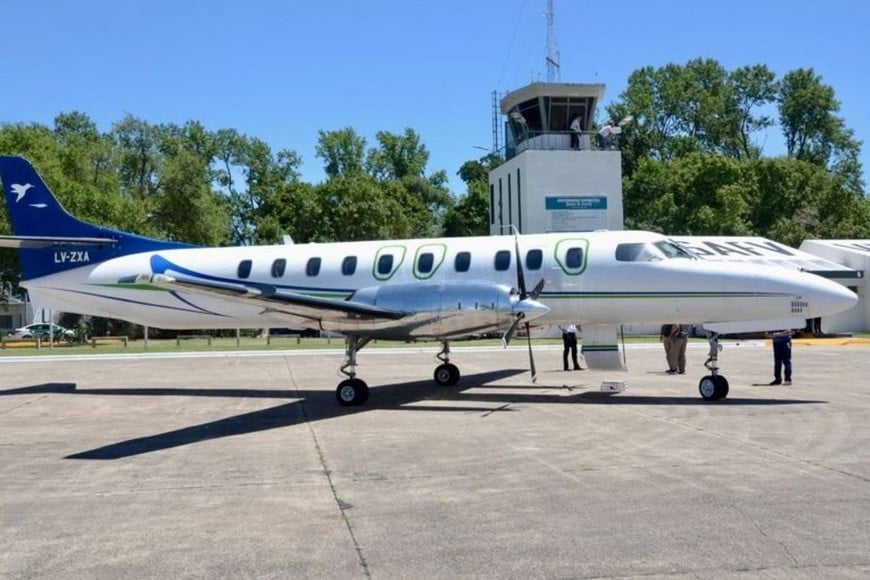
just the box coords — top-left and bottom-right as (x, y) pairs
(544, 0), (561, 82)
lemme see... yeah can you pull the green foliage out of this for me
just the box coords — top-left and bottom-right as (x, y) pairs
(313, 126), (452, 239)
(443, 154), (503, 237)
(315, 127), (367, 178)
(314, 174), (416, 241)
(613, 58), (866, 242)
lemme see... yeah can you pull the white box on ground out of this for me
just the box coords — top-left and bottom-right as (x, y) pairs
(600, 380), (627, 392)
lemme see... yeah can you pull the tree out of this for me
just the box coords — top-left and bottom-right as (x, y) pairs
(111, 114), (161, 199)
(443, 154), (502, 237)
(609, 59), (779, 174)
(725, 65), (778, 160)
(315, 127), (367, 178)
(778, 68), (864, 192)
(315, 174), (415, 241)
(366, 128), (429, 181)
(156, 150), (231, 245)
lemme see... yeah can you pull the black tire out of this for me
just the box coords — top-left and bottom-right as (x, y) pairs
(699, 375), (729, 401)
(336, 378), (369, 406)
(434, 363), (460, 386)
(715, 375), (729, 399)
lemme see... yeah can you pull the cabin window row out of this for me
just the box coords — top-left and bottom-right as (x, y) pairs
(235, 247), (581, 279)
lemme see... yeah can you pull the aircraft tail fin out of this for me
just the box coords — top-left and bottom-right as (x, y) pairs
(0, 155), (192, 280)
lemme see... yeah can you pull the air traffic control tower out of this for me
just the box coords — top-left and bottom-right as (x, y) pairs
(488, 82), (624, 235)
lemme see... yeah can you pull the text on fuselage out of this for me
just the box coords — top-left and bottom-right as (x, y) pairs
(53, 251), (90, 264)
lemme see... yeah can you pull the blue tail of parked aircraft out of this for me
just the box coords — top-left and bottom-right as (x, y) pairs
(0, 155), (192, 280)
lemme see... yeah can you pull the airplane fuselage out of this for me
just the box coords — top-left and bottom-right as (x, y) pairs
(23, 230), (852, 338)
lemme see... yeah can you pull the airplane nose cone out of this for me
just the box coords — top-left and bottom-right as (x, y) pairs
(810, 276), (858, 317)
(513, 298), (550, 320)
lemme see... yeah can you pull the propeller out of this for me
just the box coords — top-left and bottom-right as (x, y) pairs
(501, 234), (545, 383)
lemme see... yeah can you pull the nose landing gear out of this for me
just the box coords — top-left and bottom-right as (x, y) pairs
(698, 332), (729, 400)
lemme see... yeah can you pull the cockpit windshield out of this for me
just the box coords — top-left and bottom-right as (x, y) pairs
(615, 240), (696, 262)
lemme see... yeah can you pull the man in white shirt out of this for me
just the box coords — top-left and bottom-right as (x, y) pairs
(569, 114), (582, 149)
(597, 123), (613, 149)
(559, 323), (583, 371)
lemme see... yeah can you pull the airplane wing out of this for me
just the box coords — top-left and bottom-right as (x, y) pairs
(129, 273), (406, 325)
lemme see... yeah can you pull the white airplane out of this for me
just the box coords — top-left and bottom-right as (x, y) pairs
(0, 155), (858, 405)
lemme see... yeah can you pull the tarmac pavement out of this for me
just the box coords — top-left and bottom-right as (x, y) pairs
(1, 342), (868, 579)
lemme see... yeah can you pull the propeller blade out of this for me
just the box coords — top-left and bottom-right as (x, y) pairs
(501, 312), (525, 347)
(514, 234), (528, 299)
(525, 321), (537, 383)
(530, 278), (545, 300)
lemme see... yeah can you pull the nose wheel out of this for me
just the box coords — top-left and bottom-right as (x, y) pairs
(699, 331), (729, 400)
(698, 374), (729, 400)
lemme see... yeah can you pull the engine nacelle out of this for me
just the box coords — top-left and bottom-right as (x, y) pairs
(348, 281), (520, 339)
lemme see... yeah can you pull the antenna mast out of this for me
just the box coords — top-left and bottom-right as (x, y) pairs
(545, 0), (561, 82)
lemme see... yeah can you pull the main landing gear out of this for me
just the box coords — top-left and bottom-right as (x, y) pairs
(698, 331), (729, 401)
(433, 340), (460, 386)
(336, 335), (371, 406)
(335, 338), (464, 406)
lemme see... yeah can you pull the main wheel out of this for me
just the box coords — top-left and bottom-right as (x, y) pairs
(336, 378), (369, 406)
(698, 375), (729, 401)
(433, 363), (460, 386)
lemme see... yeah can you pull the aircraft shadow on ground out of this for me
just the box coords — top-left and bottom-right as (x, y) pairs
(0, 371), (825, 460)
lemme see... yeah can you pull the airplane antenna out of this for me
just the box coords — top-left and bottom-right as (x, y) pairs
(545, 0), (561, 82)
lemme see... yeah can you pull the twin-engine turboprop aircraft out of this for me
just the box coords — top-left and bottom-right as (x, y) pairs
(0, 156), (858, 404)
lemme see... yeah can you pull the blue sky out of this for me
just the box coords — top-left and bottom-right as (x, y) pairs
(4, 0), (868, 194)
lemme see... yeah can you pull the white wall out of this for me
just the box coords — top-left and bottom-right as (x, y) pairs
(489, 150), (624, 235)
(799, 240), (869, 333)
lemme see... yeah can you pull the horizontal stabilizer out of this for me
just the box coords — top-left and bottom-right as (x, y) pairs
(0, 235), (118, 249)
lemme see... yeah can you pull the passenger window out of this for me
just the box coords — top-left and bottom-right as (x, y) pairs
(237, 259), (252, 279)
(417, 252), (434, 274)
(342, 256), (357, 276)
(306, 257), (321, 277)
(494, 250), (511, 271)
(565, 247), (583, 269)
(377, 254), (394, 275)
(271, 258), (286, 278)
(525, 249), (543, 270)
(454, 251), (471, 272)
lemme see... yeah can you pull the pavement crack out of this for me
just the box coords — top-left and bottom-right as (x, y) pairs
(286, 358), (371, 578)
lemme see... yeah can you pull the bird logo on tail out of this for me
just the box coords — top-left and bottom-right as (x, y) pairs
(11, 183), (33, 203)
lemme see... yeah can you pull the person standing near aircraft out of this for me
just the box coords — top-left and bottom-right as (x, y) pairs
(569, 113), (582, 149)
(559, 323), (583, 371)
(669, 323), (689, 374)
(769, 329), (793, 385)
(660, 324), (675, 373)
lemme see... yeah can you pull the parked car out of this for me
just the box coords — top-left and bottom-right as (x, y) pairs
(6, 323), (75, 342)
